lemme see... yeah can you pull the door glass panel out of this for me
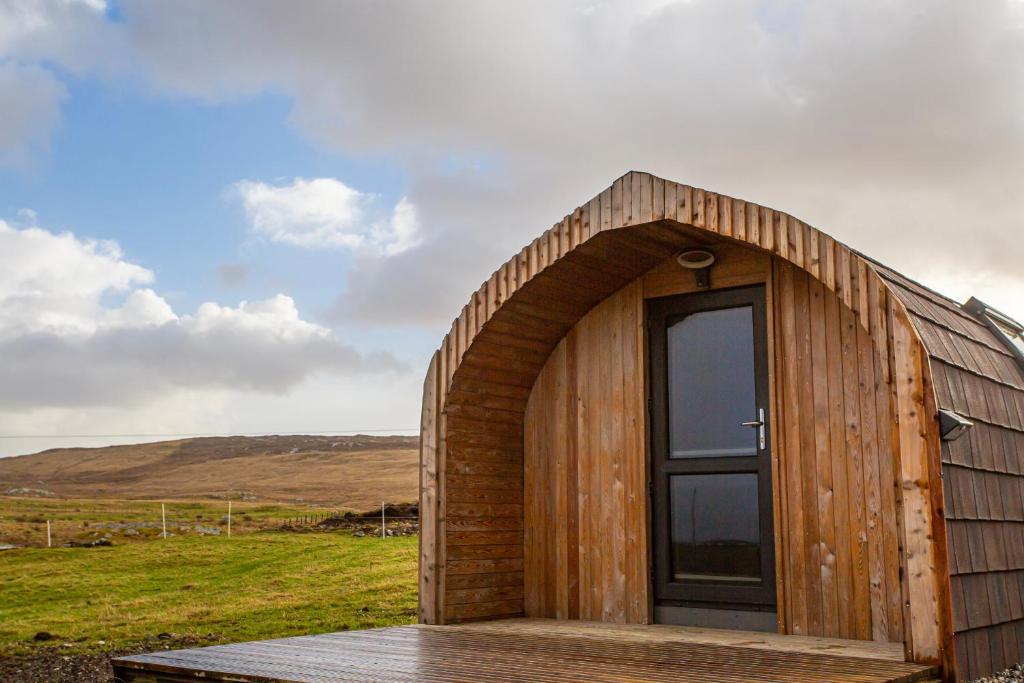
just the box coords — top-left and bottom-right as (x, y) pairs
(670, 473), (761, 582)
(667, 306), (756, 458)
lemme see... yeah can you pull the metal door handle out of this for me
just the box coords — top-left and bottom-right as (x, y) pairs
(740, 408), (767, 450)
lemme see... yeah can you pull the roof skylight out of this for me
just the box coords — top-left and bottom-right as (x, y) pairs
(965, 297), (1024, 366)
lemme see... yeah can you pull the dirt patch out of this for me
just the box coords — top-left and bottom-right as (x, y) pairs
(281, 503), (420, 537)
(0, 635), (219, 683)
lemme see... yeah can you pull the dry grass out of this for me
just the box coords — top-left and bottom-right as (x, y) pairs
(0, 435), (418, 507)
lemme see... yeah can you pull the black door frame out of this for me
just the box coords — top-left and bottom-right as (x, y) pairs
(648, 285), (776, 610)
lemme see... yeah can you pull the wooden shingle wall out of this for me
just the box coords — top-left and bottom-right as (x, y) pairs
(878, 267), (1024, 681)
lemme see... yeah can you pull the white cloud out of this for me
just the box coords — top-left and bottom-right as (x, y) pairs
(2, 1), (1023, 324)
(0, 371), (422, 458)
(0, 62), (66, 166)
(0, 220), (404, 415)
(0, 0), (1021, 456)
(233, 177), (420, 254)
(101, 288), (176, 329)
(0, 0), (116, 165)
(377, 197), (420, 256)
(913, 269), (1024, 327)
(0, 221), (154, 336)
(47, 0), (1011, 325)
(0, 0), (115, 72)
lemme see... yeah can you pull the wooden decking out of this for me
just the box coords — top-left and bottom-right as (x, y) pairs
(113, 618), (940, 683)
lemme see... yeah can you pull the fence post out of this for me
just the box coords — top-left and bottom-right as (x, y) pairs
(228, 500), (232, 538)
(161, 503), (167, 539)
(381, 502), (386, 539)
(46, 520), (51, 548)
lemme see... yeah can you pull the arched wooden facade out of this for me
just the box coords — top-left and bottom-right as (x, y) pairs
(419, 172), (1024, 682)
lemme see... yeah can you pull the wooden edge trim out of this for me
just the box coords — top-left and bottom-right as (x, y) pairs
(889, 299), (955, 678)
(419, 351), (440, 623)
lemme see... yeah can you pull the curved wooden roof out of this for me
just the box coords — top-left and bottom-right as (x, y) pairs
(420, 171), (955, 669)
(434, 171), (914, 408)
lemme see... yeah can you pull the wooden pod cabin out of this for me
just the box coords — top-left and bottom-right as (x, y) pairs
(419, 171), (1024, 682)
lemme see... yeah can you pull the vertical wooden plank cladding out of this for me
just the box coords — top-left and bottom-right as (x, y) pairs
(427, 173), (945, 667)
(419, 351), (440, 624)
(626, 282), (649, 623)
(778, 262), (808, 635)
(597, 295), (614, 621)
(809, 278), (840, 638)
(564, 331), (580, 620)
(609, 283), (629, 623)
(436, 336), (449, 624)
(841, 303), (872, 641)
(664, 181), (678, 221)
(652, 176), (665, 220)
(733, 198), (747, 242)
(523, 351), (544, 617)
(599, 187), (612, 233)
(766, 264), (787, 636)
(577, 311), (593, 621)
(891, 303), (946, 666)
(826, 289), (854, 640)
(774, 266), (906, 645)
(523, 284), (647, 624)
(795, 268), (825, 636)
(611, 177), (624, 229)
(875, 338), (905, 645)
(550, 338), (566, 616)
(858, 310), (891, 643)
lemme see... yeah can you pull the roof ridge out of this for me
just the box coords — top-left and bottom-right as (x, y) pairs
(856, 250), (976, 319)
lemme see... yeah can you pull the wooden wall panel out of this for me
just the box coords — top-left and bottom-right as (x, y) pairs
(773, 261), (905, 643)
(443, 408), (526, 623)
(523, 250), (907, 645)
(524, 281), (647, 623)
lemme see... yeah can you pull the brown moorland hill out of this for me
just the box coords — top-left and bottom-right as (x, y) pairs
(0, 435), (418, 508)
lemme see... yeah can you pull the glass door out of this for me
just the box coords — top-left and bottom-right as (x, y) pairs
(648, 285), (776, 610)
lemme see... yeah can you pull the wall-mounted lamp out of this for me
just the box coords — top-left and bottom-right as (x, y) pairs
(938, 409), (974, 442)
(677, 249), (716, 289)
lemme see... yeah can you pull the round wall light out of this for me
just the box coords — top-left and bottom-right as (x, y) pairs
(676, 249), (716, 288)
(676, 249), (716, 270)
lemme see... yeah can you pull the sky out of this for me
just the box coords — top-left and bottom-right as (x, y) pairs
(0, 0), (1022, 457)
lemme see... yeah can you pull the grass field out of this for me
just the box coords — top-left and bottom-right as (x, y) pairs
(0, 531), (418, 657)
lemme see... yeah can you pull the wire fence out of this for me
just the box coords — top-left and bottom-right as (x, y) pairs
(0, 499), (419, 549)
(281, 513), (420, 527)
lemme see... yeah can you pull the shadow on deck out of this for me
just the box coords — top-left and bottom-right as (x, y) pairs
(112, 618), (941, 683)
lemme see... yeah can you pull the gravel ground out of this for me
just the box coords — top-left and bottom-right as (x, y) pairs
(970, 663), (1024, 683)
(0, 635), (218, 683)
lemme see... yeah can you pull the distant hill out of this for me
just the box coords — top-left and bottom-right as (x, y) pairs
(0, 435), (418, 508)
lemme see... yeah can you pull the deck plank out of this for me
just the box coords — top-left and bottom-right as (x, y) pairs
(113, 618), (938, 683)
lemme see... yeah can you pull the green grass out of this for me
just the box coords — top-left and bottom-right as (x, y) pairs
(0, 531), (418, 656)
